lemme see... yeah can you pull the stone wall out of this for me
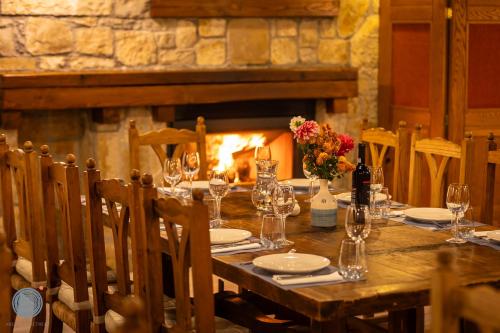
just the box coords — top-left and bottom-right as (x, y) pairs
(0, 0), (379, 181)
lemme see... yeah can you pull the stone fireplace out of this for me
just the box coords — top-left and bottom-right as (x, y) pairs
(0, 0), (379, 185)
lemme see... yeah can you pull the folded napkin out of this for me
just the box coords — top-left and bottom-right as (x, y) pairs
(211, 242), (262, 254)
(272, 271), (343, 286)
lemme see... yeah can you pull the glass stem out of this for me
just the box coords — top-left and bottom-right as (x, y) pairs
(171, 183), (175, 195)
(309, 180), (313, 200)
(215, 196), (222, 220)
(189, 175), (193, 198)
(453, 212), (459, 239)
(280, 216), (286, 241)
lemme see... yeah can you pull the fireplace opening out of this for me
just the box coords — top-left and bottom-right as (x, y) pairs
(174, 99), (316, 181)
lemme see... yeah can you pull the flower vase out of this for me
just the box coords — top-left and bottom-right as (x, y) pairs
(310, 179), (337, 227)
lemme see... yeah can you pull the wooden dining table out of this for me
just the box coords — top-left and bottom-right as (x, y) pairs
(158, 189), (500, 332)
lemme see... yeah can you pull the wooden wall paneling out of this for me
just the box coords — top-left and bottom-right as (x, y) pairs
(150, 0), (339, 17)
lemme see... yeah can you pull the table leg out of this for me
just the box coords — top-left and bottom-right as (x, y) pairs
(311, 317), (347, 333)
(388, 307), (424, 333)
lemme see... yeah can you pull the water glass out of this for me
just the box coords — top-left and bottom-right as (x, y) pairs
(338, 238), (367, 281)
(458, 207), (475, 239)
(182, 151), (200, 198)
(379, 187), (391, 218)
(272, 184), (295, 246)
(260, 214), (281, 249)
(209, 170), (229, 226)
(163, 158), (182, 196)
(203, 196), (218, 228)
(345, 205), (371, 241)
(446, 183), (470, 244)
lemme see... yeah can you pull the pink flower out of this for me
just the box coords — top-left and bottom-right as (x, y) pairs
(294, 120), (320, 143)
(336, 134), (354, 156)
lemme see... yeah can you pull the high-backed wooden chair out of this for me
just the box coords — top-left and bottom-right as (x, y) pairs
(361, 120), (409, 202)
(0, 137), (46, 332)
(408, 126), (473, 207)
(0, 231), (13, 332)
(431, 251), (500, 333)
(84, 160), (149, 333)
(482, 133), (500, 226)
(128, 116), (208, 179)
(135, 174), (247, 333)
(39, 149), (90, 333)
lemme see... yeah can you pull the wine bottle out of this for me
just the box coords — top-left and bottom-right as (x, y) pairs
(352, 143), (371, 206)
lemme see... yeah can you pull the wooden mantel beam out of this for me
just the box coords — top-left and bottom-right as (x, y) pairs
(0, 67), (358, 111)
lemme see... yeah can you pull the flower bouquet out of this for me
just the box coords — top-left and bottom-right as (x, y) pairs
(289, 116), (355, 227)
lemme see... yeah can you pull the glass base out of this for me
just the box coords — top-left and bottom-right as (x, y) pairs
(446, 237), (467, 244)
(210, 218), (227, 229)
(278, 239), (294, 246)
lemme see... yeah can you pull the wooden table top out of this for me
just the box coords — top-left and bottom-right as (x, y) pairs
(206, 191), (500, 323)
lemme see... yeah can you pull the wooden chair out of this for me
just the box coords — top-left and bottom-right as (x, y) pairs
(0, 231), (13, 333)
(408, 126), (473, 207)
(128, 116), (208, 179)
(361, 120), (409, 202)
(482, 133), (500, 226)
(0, 137), (46, 333)
(134, 174), (248, 333)
(431, 251), (500, 333)
(39, 149), (90, 333)
(83, 159), (148, 333)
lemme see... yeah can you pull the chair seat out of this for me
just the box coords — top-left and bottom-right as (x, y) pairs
(15, 257), (117, 284)
(105, 298), (248, 332)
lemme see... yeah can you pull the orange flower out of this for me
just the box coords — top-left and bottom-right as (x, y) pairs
(316, 152), (330, 166)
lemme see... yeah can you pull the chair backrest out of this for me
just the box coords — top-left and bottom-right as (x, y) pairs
(39, 148), (91, 330)
(0, 231), (12, 330)
(361, 120), (409, 202)
(431, 251), (500, 333)
(84, 159), (146, 332)
(128, 116), (208, 180)
(0, 137), (46, 286)
(482, 133), (499, 226)
(408, 126), (473, 207)
(135, 174), (215, 333)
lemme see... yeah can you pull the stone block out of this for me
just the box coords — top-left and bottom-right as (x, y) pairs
(299, 20), (318, 47)
(155, 32), (175, 49)
(319, 19), (337, 38)
(199, 19), (226, 37)
(228, 19), (269, 65)
(114, 0), (148, 17)
(25, 18), (73, 55)
(75, 27), (113, 56)
(0, 57), (37, 71)
(76, 0), (113, 15)
(69, 57), (115, 69)
(176, 20), (197, 48)
(271, 38), (298, 65)
(337, 0), (370, 38)
(0, 27), (17, 56)
(318, 39), (349, 65)
(158, 49), (195, 65)
(2, 0), (112, 15)
(299, 48), (317, 64)
(115, 31), (157, 66)
(40, 57), (66, 70)
(351, 15), (379, 67)
(275, 19), (297, 37)
(196, 39), (226, 66)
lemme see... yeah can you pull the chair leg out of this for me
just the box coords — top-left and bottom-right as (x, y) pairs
(30, 289), (46, 333)
(48, 308), (63, 333)
(9, 288), (17, 332)
(74, 309), (91, 333)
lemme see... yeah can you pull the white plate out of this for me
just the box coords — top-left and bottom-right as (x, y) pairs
(404, 208), (453, 223)
(335, 192), (390, 203)
(281, 178), (320, 189)
(486, 230), (500, 243)
(178, 180), (209, 189)
(253, 253), (330, 274)
(210, 229), (252, 245)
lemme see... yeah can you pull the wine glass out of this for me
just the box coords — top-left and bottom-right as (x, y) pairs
(303, 162), (318, 203)
(446, 183), (470, 244)
(368, 166), (384, 218)
(345, 205), (371, 241)
(182, 152), (200, 198)
(254, 146), (272, 161)
(272, 184), (295, 246)
(209, 170), (229, 227)
(163, 158), (182, 196)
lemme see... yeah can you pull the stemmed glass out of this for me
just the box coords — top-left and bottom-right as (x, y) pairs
(254, 146), (272, 161)
(163, 158), (182, 196)
(303, 162), (318, 203)
(446, 183), (470, 244)
(209, 170), (229, 227)
(368, 166), (384, 218)
(182, 152), (200, 199)
(272, 184), (295, 246)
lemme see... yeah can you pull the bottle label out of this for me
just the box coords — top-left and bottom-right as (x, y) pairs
(311, 208), (337, 227)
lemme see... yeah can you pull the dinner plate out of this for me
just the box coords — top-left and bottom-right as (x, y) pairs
(281, 178), (320, 189)
(253, 253), (330, 274)
(210, 229), (252, 245)
(486, 230), (500, 243)
(335, 192), (389, 203)
(404, 208), (453, 223)
(178, 180), (209, 189)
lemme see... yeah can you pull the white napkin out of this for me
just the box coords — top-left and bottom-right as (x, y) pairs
(272, 271), (343, 286)
(290, 203), (301, 216)
(211, 243), (261, 254)
(473, 231), (490, 238)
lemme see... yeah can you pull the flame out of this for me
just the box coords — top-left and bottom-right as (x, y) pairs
(211, 133), (266, 171)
